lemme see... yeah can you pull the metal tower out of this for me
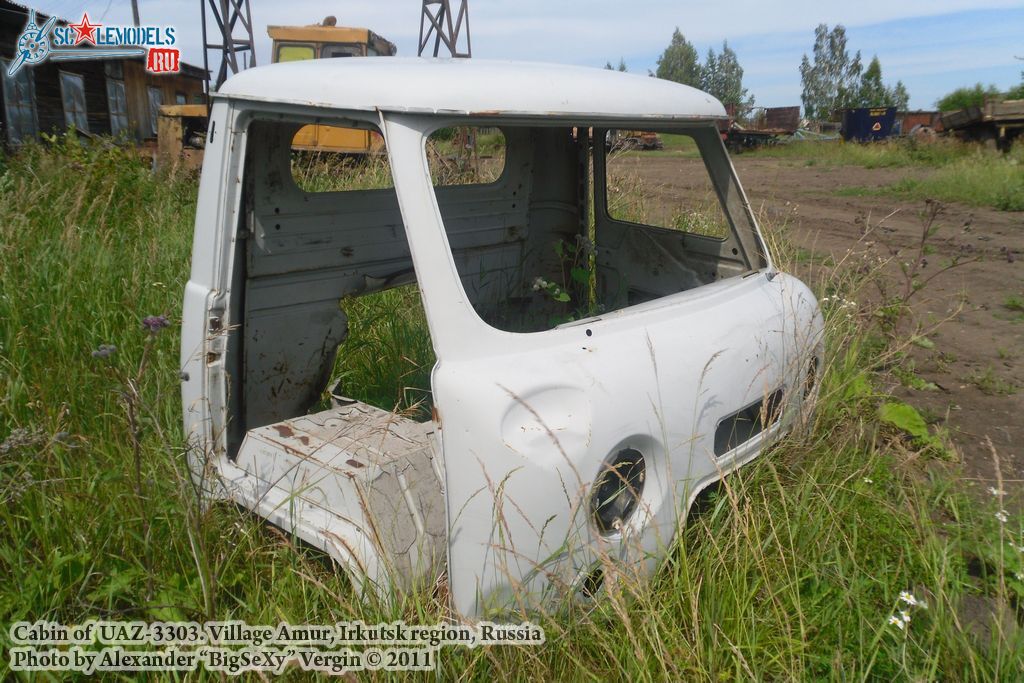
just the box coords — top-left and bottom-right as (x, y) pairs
(418, 0), (471, 58)
(201, 0), (257, 92)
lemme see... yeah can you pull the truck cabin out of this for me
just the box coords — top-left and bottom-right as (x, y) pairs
(182, 58), (822, 617)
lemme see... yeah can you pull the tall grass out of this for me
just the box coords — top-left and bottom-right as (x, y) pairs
(1, 139), (1021, 680)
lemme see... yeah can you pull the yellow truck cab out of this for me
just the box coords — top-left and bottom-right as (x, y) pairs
(268, 18), (396, 153)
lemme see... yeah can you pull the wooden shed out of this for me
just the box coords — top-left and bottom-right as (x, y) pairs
(0, 0), (206, 146)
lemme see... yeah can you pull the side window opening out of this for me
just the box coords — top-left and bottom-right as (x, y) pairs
(605, 130), (728, 240)
(290, 123), (390, 191)
(596, 127), (752, 311)
(429, 122), (756, 334)
(321, 44), (363, 58)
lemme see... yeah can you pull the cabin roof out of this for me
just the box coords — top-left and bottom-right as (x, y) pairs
(216, 58), (727, 121)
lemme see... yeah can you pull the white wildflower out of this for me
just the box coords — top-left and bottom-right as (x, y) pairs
(987, 486), (1004, 496)
(898, 591), (919, 607)
(863, 477), (874, 484)
(532, 276), (550, 291)
(995, 510), (1009, 523)
(1014, 572), (1023, 582)
(900, 611), (912, 624)
(888, 615), (905, 630)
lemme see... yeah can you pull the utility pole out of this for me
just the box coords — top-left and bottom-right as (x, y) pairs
(201, 0), (257, 92)
(418, 0), (471, 58)
(131, 0), (140, 26)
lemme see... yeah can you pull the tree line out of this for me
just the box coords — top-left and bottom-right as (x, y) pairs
(612, 25), (1022, 120)
(616, 25), (908, 121)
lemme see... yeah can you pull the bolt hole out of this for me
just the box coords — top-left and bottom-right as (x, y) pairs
(731, 247), (738, 255)
(274, 224), (281, 230)
(585, 329), (592, 337)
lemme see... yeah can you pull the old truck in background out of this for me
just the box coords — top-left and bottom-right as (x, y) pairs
(156, 17), (397, 168)
(269, 17), (397, 154)
(941, 99), (1024, 151)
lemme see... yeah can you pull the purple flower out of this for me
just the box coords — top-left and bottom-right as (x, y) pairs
(142, 315), (171, 334)
(91, 344), (117, 358)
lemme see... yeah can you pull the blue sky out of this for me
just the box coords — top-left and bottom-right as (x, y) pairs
(29, 1), (1024, 110)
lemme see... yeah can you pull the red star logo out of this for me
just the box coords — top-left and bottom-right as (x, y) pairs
(68, 13), (100, 45)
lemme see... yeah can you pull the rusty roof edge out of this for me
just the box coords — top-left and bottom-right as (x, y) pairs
(210, 90), (730, 121)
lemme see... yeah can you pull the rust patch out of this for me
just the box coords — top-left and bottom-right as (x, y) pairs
(431, 405), (442, 428)
(298, 435), (310, 446)
(273, 424), (295, 438)
(346, 459), (365, 468)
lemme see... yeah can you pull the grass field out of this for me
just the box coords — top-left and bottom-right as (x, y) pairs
(1, 137), (1022, 680)
(752, 138), (1024, 211)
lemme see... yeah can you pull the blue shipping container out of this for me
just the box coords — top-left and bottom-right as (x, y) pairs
(841, 107), (897, 142)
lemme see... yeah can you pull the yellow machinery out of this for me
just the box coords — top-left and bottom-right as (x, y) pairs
(269, 18), (397, 153)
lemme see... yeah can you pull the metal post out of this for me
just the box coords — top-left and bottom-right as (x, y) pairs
(418, 0), (471, 58)
(201, 0), (257, 92)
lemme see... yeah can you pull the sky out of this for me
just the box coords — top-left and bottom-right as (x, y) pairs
(27, 0), (1024, 110)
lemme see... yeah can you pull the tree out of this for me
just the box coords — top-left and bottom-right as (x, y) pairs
(617, 57), (628, 72)
(604, 61), (614, 70)
(890, 81), (910, 111)
(800, 24), (863, 119)
(857, 56), (909, 110)
(935, 83), (1002, 111)
(700, 41), (754, 116)
(656, 28), (700, 87)
(857, 57), (887, 106)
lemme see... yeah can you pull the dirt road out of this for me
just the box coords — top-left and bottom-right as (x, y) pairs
(632, 155), (1024, 487)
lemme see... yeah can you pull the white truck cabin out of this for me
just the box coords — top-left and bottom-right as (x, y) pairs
(181, 58), (823, 618)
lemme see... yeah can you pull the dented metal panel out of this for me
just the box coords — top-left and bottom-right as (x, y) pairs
(235, 401), (446, 591)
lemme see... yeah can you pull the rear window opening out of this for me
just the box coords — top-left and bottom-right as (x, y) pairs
(231, 117), (421, 449)
(427, 127), (506, 185)
(290, 124), (392, 193)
